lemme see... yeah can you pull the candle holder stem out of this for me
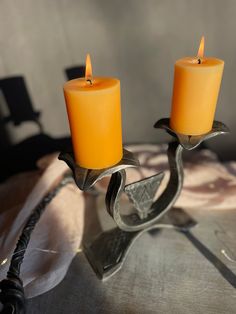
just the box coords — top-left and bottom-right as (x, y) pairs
(105, 141), (183, 232)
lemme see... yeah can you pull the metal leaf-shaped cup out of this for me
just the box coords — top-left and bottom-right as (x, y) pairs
(154, 118), (230, 150)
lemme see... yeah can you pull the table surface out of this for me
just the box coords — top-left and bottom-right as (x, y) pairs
(27, 194), (236, 314)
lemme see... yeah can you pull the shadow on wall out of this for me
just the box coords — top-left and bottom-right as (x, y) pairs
(65, 65), (85, 80)
(0, 70), (65, 181)
(0, 66), (86, 182)
(0, 77), (43, 131)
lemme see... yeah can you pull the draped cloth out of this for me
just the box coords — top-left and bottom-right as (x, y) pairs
(0, 145), (235, 298)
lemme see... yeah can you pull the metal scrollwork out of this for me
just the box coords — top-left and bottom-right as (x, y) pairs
(105, 142), (183, 232)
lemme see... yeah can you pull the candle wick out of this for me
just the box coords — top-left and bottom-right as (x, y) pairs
(197, 58), (201, 64)
(86, 78), (93, 86)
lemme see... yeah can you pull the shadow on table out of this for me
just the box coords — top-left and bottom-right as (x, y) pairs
(184, 231), (236, 288)
(144, 209), (236, 288)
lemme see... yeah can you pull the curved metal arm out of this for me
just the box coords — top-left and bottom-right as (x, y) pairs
(104, 119), (229, 232)
(106, 141), (183, 232)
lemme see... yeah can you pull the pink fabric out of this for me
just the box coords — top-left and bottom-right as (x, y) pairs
(96, 144), (236, 210)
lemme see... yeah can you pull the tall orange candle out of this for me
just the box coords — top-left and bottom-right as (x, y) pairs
(63, 54), (123, 169)
(170, 37), (224, 135)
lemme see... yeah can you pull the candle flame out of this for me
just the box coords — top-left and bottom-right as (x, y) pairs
(197, 36), (205, 58)
(85, 54), (93, 80)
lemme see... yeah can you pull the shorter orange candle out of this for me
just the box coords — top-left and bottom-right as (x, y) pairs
(63, 55), (123, 169)
(170, 37), (224, 135)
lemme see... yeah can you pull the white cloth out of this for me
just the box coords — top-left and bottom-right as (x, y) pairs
(0, 145), (236, 299)
(0, 154), (84, 298)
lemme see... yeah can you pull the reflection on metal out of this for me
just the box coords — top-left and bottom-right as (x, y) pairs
(59, 119), (229, 280)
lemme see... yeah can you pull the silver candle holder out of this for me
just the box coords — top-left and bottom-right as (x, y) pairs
(0, 118), (229, 314)
(59, 118), (229, 280)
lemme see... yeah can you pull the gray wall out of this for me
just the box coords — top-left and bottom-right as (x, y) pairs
(0, 0), (235, 159)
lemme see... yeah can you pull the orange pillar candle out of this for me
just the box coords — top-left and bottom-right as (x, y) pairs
(63, 54), (123, 169)
(170, 37), (224, 135)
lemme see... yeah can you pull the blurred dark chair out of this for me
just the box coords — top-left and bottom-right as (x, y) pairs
(0, 67), (87, 182)
(0, 76), (43, 132)
(0, 75), (72, 182)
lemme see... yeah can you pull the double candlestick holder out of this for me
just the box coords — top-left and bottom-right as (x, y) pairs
(0, 118), (229, 314)
(59, 118), (229, 280)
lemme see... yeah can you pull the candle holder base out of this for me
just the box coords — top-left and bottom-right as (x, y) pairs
(83, 208), (196, 280)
